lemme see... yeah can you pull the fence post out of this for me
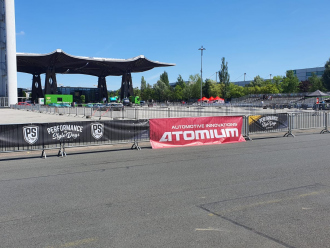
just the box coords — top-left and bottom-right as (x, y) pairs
(320, 112), (330, 134)
(131, 121), (141, 150)
(168, 107), (170, 118)
(244, 115), (252, 141)
(284, 113), (295, 137)
(136, 107), (139, 120)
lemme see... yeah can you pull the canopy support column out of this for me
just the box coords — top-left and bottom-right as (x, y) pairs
(31, 74), (44, 103)
(120, 72), (134, 100)
(44, 67), (58, 94)
(98, 76), (108, 102)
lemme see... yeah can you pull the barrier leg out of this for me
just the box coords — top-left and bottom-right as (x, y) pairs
(41, 146), (47, 159)
(283, 132), (295, 137)
(244, 116), (252, 141)
(57, 142), (67, 157)
(131, 141), (141, 150)
(283, 114), (295, 137)
(321, 112), (330, 134)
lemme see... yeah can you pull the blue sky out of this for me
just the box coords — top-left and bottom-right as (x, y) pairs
(15, 0), (330, 90)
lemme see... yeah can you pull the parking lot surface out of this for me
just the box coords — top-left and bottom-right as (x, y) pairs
(1, 132), (330, 247)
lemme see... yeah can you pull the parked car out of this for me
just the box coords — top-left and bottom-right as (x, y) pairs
(48, 103), (61, 107)
(140, 100), (146, 106)
(123, 98), (130, 106)
(106, 103), (123, 111)
(93, 103), (106, 110)
(17, 102), (31, 106)
(93, 103), (105, 108)
(85, 103), (94, 108)
(313, 103), (330, 110)
(59, 103), (72, 108)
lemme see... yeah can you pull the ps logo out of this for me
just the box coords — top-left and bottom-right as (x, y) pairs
(23, 126), (39, 145)
(91, 123), (104, 140)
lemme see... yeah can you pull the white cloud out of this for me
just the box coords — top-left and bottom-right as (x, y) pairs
(16, 31), (25, 36)
(146, 73), (161, 81)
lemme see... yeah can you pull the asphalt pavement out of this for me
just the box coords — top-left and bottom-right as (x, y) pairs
(1, 132), (330, 247)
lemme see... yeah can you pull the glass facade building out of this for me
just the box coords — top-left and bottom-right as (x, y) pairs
(232, 67), (325, 86)
(291, 67), (325, 81)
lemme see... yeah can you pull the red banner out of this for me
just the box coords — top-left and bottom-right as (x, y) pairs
(150, 116), (246, 149)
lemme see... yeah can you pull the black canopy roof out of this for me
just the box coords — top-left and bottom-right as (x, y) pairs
(17, 49), (175, 76)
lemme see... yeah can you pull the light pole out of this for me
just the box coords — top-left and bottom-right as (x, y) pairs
(198, 46), (206, 100)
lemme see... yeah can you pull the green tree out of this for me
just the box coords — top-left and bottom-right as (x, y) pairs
(281, 70), (300, 93)
(244, 85), (262, 95)
(260, 84), (280, 94)
(322, 58), (330, 90)
(249, 75), (264, 87)
(218, 57), (230, 99)
(143, 83), (154, 101)
(80, 95), (85, 103)
(204, 79), (215, 98)
(141, 76), (148, 100)
(153, 80), (167, 101)
(141, 76), (147, 92)
(160, 71), (170, 87)
(228, 83), (245, 98)
(309, 73), (326, 92)
(299, 80), (311, 92)
(272, 76), (283, 92)
(133, 87), (141, 97)
(108, 89), (120, 98)
(209, 83), (223, 98)
(176, 75), (186, 89)
(183, 81), (194, 101)
(173, 85), (183, 101)
(188, 74), (202, 99)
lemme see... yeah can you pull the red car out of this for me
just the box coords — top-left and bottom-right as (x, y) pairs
(17, 102), (31, 106)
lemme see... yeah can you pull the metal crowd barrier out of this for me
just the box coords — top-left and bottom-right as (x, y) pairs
(0, 120), (150, 156)
(12, 104), (295, 120)
(243, 112), (330, 140)
(3, 106), (330, 156)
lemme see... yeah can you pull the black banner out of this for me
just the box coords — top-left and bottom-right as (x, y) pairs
(0, 120), (149, 149)
(248, 113), (288, 132)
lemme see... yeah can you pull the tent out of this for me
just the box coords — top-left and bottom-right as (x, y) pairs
(198, 96), (209, 102)
(214, 96), (225, 103)
(208, 96), (215, 101)
(214, 96), (224, 100)
(306, 90), (329, 97)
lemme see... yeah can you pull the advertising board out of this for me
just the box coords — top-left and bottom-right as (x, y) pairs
(149, 116), (245, 149)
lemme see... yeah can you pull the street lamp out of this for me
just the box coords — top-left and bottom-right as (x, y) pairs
(198, 46), (206, 100)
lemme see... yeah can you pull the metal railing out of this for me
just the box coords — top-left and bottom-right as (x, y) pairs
(244, 112), (330, 139)
(4, 105), (330, 155)
(0, 119), (149, 155)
